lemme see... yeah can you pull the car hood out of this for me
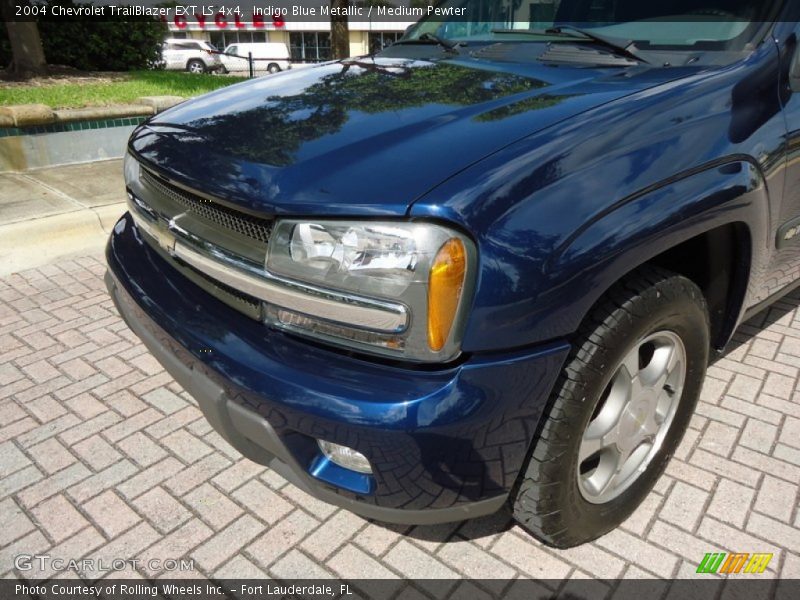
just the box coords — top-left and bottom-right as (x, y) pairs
(130, 55), (694, 216)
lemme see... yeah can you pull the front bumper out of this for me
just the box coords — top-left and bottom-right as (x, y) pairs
(106, 212), (570, 524)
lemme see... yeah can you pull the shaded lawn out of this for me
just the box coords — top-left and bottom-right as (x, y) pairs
(0, 70), (248, 109)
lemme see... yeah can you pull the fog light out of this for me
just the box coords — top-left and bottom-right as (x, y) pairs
(317, 440), (372, 474)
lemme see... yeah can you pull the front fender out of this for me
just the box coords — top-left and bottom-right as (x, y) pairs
(410, 41), (783, 353)
(544, 160), (769, 344)
(414, 158), (771, 353)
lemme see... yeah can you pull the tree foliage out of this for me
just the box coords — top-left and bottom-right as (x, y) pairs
(1, 0), (166, 72)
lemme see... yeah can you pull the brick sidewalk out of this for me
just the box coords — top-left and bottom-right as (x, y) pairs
(1, 255), (799, 587)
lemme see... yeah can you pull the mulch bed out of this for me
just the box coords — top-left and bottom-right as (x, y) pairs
(0, 66), (129, 88)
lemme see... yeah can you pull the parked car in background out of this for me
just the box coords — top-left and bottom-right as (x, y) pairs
(108, 0), (800, 548)
(161, 39), (222, 74)
(220, 42), (292, 74)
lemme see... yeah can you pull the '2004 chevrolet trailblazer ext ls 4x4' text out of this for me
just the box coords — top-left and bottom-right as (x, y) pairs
(106, 0), (800, 547)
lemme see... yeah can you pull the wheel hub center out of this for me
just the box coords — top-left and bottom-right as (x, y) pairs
(619, 398), (654, 448)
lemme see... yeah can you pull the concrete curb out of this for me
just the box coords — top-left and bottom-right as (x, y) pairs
(0, 202), (125, 276)
(54, 105), (154, 123)
(0, 104), (55, 127)
(136, 96), (185, 112)
(0, 96), (184, 128)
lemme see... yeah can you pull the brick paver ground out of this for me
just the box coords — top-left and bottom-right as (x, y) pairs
(1, 254), (799, 586)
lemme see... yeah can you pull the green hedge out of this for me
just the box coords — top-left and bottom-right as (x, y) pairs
(1, 0), (167, 72)
(0, 31), (9, 68)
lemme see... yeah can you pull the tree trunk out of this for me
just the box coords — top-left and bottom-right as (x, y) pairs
(330, 0), (350, 60)
(1, 0), (47, 77)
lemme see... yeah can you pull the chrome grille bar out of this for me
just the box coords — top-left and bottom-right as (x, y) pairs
(172, 241), (408, 334)
(127, 202), (408, 335)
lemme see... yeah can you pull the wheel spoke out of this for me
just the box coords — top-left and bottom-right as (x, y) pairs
(654, 387), (675, 423)
(585, 368), (632, 445)
(651, 341), (681, 390)
(621, 345), (648, 402)
(600, 469), (626, 497)
(637, 412), (660, 444)
(581, 418), (621, 462)
(620, 346), (640, 381)
(602, 424), (622, 450)
(598, 449), (632, 496)
(579, 430), (605, 463)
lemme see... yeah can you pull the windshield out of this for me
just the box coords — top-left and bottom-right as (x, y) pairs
(406, 0), (782, 51)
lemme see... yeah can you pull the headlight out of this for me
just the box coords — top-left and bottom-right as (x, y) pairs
(123, 151), (140, 186)
(265, 220), (475, 362)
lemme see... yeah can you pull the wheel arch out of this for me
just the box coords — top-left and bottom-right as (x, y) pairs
(647, 222), (752, 351)
(551, 160), (764, 353)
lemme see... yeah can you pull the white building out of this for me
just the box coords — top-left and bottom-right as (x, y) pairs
(167, 11), (416, 63)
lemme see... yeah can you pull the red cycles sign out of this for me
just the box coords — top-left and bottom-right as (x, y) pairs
(172, 13), (286, 29)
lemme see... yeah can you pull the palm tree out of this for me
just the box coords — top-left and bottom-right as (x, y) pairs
(330, 0), (350, 59)
(330, 0), (400, 60)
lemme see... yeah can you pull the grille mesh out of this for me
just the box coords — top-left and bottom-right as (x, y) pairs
(183, 260), (261, 313)
(141, 169), (273, 244)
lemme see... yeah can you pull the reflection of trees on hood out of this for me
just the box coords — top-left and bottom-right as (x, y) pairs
(476, 95), (571, 122)
(173, 60), (550, 166)
(299, 59), (543, 112)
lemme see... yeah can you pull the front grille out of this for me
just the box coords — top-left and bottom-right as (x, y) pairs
(141, 168), (273, 244)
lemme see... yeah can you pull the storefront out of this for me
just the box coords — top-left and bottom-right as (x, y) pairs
(167, 13), (414, 63)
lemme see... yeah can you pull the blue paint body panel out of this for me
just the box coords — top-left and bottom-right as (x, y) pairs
(110, 14), (800, 516)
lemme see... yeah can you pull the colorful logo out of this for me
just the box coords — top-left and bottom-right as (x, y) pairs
(696, 552), (773, 574)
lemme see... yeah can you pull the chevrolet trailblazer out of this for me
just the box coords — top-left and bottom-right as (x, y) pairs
(106, 0), (800, 547)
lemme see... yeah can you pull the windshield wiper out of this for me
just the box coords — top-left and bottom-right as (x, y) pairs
(492, 27), (649, 64)
(548, 26), (649, 63)
(394, 33), (462, 53)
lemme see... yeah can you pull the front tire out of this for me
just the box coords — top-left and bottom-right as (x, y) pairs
(187, 59), (205, 74)
(511, 266), (709, 548)
(268, 63), (281, 74)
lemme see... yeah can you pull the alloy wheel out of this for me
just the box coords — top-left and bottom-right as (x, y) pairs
(577, 330), (686, 504)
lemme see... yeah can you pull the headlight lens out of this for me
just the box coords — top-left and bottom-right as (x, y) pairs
(123, 151), (140, 186)
(284, 222), (419, 296)
(265, 220), (474, 362)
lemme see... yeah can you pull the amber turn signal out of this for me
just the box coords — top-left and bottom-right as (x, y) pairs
(427, 238), (467, 352)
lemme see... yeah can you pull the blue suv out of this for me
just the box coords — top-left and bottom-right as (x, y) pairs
(106, 0), (800, 547)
